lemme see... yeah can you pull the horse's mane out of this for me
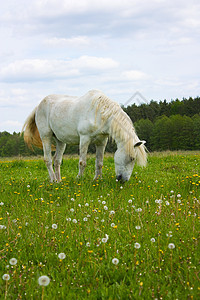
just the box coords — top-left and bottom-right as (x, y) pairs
(91, 93), (147, 166)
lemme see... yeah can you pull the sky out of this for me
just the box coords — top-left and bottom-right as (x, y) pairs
(0, 0), (200, 133)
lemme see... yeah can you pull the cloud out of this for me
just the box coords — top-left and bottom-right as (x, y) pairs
(44, 36), (91, 47)
(122, 70), (149, 81)
(0, 120), (22, 132)
(0, 56), (119, 82)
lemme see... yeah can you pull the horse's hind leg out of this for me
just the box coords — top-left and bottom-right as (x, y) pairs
(43, 138), (57, 182)
(53, 140), (66, 182)
(94, 137), (108, 180)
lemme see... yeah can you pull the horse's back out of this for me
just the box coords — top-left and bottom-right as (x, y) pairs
(35, 90), (107, 143)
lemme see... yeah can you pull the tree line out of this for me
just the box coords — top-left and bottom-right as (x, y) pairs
(0, 96), (200, 157)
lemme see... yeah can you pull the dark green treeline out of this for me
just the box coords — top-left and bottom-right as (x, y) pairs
(1, 96), (200, 157)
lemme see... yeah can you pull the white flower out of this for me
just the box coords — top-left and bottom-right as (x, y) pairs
(165, 201), (170, 206)
(2, 274), (10, 281)
(102, 201), (106, 205)
(177, 194), (181, 198)
(170, 190), (174, 194)
(166, 233), (173, 237)
(109, 210), (115, 215)
(9, 258), (17, 265)
(111, 223), (115, 227)
(101, 219), (105, 222)
(112, 258), (119, 265)
(70, 208), (75, 212)
(72, 219), (77, 223)
(136, 208), (142, 213)
(128, 199), (132, 204)
(134, 242), (141, 249)
(38, 275), (50, 286)
(151, 238), (155, 242)
(105, 234), (109, 240)
(85, 203), (89, 207)
(104, 206), (108, 210)
(83, 217), (88, 222)
(0, 225), (6, 229)
(135, 225), (141, 230)
(168, 243), (175, 249)
(71, 198), (75, 201)
(52, 224), (57, 229)
(78, 204), (81, 207)
(66, 217), (71, 222)
(86, 242), (91, 247)
(120, 186), (123, 189)
(0, 202), (4, 206)
(58, 253), (66, 260)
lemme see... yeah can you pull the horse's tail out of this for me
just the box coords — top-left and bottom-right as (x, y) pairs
(21, 107), (43, 150)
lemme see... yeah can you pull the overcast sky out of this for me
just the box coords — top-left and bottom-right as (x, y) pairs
(1, 0), (200, 133)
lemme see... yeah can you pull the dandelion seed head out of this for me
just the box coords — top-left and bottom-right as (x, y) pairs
(135, 225), (141, 230)
(9, 258), (17, 265)
(38, 275), (50, 286)
(58, 253), (66, 260)
(168, 243), (175, 249)
(112, 258), (119, 265)
(134, 242), (141, 249)
(52, 224), (57, 229)
(2, 274), (10, 281)
(102, 238), (108, 243)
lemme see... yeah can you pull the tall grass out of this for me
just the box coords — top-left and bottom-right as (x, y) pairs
(0, 152), (199, 299)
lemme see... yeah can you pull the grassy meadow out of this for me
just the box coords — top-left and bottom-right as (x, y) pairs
(0, 152), (199, 299)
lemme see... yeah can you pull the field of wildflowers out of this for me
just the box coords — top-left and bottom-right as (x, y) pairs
(0, 152), (199, 299)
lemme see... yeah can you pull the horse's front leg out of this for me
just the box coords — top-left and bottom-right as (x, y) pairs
(53, 140), (66, 182)
(43, 138), (57, 182)
(94, 137), (108, 180)
(78, 136), (90, 178)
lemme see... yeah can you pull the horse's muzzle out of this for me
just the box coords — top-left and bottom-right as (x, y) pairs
(116, 174), (129, 182)
(116, 174), (123, 181)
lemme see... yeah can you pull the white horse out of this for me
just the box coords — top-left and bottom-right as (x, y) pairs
(22, 90), (147, 182)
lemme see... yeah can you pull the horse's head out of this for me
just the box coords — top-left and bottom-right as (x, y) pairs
(114, 141), (145, 182)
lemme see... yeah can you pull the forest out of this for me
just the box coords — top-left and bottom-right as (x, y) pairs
(1, 96), (200, 157)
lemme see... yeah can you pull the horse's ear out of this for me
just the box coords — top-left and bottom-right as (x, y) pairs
(134, 140), (146, 148)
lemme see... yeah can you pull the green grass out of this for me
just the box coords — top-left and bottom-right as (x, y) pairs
(0, 152), (199, 299)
